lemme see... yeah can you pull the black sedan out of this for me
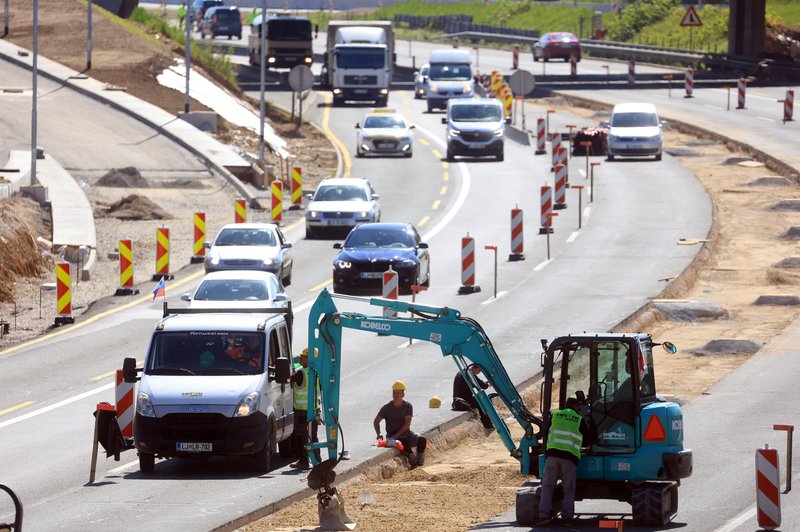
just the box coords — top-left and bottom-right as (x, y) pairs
(332, 223), (430, 295)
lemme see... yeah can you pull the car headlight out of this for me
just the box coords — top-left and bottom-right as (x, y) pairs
(261, 258), (274, 267)
(235, 391), (259, 417)
(494, 128), (504, 137)
(336, 260), (351, 269)
(358, 211), (368, 217)
(449, 129), (461, 138)
(429, 85), (439, 93)
(137, 392), (155, 417)
(207, 256), (220, 266)
(380, 88), (389, 95)
(307, 210), (319, 219)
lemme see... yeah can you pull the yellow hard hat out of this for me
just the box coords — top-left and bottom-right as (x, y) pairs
(392, 380), (406, 391)
(429, 396), (441, 408)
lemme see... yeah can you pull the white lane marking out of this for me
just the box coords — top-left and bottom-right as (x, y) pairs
(534, 260), (550, 271)
(566, 231), (579, 243)
(413, 123), (471, 243)
(705, 104), (725, 111)
(715, 506), (756, 532)
(584, 206), (592, 218)
(108, 460), (139, 475)
(757, 116), (776, 123)
(0, 382), (114, 429)
(480, 290), (508, 305)
(578, 169), (586, 178)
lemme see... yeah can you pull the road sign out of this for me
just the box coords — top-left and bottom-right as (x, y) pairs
(288, 65), (314, 92)
(680, 6), (702, 27)
(508, 69), (535, 97)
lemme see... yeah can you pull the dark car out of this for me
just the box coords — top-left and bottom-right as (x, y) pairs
(531, 32), (581, 62)
(192, 0), (223, 29)
(200, 6), (242, 40)
(332, 223), (430, 295)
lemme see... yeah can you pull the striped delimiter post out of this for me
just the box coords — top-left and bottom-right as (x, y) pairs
(737, 78), (747, 109)
(509, 207), (525, 261)
(235, 198), (246, 223)
(271, 180), (283, 223)
(115, 370), (135, 439)
(756, 445), (781, 529)
(684, 68), (694, 98)
(382, 267), (399, 318)
(458, 234), (481, 294)
(535, 118), (546, 155)
(539, 185), (553, 234)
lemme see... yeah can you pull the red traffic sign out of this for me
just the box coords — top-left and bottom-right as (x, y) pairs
(680, 6), (702, 27)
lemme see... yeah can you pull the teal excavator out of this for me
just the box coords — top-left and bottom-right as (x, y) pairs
(303, 290), (692, 529)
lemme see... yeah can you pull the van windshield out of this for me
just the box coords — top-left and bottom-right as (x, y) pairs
(146, 331), (265, 375)
(451, 104), (502, 122)
(611, 112), (659, 127)
(429, 64), (472, 81)
(266, 19), (312, 40)
(336, 48), (385, 68)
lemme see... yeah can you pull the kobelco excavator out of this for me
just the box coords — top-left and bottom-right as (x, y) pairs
(303, 290), (692, 529)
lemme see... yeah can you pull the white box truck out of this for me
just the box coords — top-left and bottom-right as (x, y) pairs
(323, 20), (395, 106)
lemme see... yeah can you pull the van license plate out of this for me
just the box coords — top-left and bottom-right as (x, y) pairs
(354, 89), (367, 94)
(177, 442), (212, 452)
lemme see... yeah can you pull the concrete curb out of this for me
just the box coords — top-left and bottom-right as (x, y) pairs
(506, 124), (531, 146)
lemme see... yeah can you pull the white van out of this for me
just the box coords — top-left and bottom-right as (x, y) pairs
(606, 102), (664, 161)
(426, 49), (474, 113)
(123, 306), (295, 474)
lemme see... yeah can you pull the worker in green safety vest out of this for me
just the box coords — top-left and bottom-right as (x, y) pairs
(537, 396), (587, 526)
(177, 2), (186, 28)
(290, 347), (320, 469)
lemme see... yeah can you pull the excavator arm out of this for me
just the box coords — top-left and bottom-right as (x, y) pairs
(305, 290), (545, 475)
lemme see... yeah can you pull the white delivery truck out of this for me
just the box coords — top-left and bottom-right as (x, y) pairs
(122, 306), (295, 474)
(426, 48), (474, 113)
(323, 20), (395, 106)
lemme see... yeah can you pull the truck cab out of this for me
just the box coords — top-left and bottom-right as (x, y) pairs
(124, 307), (294, 474)
(426, 49), (474, 112)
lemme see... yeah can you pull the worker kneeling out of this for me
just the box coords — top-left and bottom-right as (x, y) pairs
(373, 380), (427, 467)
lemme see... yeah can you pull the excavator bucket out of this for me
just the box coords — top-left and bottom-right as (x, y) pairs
(318, 487), (355, 531)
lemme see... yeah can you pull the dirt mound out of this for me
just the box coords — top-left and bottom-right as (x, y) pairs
(0, 197), (51, 303)
(692, 339), (762, 356)
(96, 167), (150, 188)
(104, 194), (170, 220)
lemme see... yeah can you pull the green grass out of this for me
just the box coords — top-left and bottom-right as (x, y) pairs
(129, 7), (238, 88)
(626, 4), (729, 53)
(767, 0), (800, 28)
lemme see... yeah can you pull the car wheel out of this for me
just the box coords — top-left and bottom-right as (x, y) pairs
(414, 91), (421, 100)
(139, 451), (155, 474)
(655, 153), (662, 161)
(446, 147), (454, 162)
(607, 154), (615, 161)
(283, 269), (292, 287)
(427, 101), (434, 113)
(305, 226), (315, 239)
(404, 151), (412, 158)
(496, 145), (504, 162)
(253, 430), (275, 474)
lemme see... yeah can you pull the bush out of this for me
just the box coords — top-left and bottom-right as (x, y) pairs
(605, 0), (679, 41)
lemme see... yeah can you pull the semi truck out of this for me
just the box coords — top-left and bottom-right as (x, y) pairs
(248, 13), (315, 69)
(322, 20), (395, 107)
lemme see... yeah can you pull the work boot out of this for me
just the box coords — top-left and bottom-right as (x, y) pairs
(416, 452), (425, 467)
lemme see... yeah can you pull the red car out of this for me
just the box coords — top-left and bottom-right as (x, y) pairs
(531, 32), (581, 62)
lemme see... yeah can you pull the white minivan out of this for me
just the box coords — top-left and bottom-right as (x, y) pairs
(123, 306), (295, 474)
(606, 102), (664, 161)
(426, 49), (474, 112)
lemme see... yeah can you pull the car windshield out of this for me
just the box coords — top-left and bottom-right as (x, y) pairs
(363, 116), (405, 129)
(429, 64), (472, 81)
(612, 112), (659, 127)
(336, 48), (385, 68)
(215, 228), (276, 246)
(315, 185), (368, 201)
(451, 104), (502, 122)
(265, 18), (312, 40)
(146, 331), (264, 375)
(193, 279), (270, 301)
(215, 9), (240, 20)
(345, 228), (415, 249)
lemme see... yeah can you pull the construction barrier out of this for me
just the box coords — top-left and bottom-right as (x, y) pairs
(382, 267), (398, 318)
(153, 226), (171, 281)
(512, 44), (519, 69)
(56, 262), (72, 324)
(458, 235), (481, 294)
(291, 167), (303, 209)
(500, 84), (513, 119)
(271, 181), (283, 222)
(550, 133), (561, 172)
(570, 55), (577, 77)
(737, 78), (747, 109)
(783, 89), (794, 122)
(535, 118), (546, 154)
(119, 239), (133, 288)
(684, 68), (694, 98)
(628, 60), (635, 86)
(539, 185), (553, 234)
(235, 198), (247, 223)
(115, 370), (134, 439)
(490, 71), (502, 97)
(192, 212), (206, 263)
(756, 445), (781, 529)
(554, 163), (567, 210)
(509, 207), (524, 261)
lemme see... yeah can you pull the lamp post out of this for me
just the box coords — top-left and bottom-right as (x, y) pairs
(31, 0), (39, 186)
(259, 0), (267, 163)
(184, 1), (192, 114)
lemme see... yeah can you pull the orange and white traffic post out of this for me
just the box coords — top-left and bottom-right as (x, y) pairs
(737, 77), (747, 109)
(535, 118), (547, 155)
(756, 445), (781, 529)
(382, 267), (398, 319)
(509, 206), (525, 261)
(235, 198), (247, 223)
(458, 234), (481, 294)
(780, 89), (794, 123)
(512, 44), (519, 70)
(539, 185), (553, 234)
(115, 239), (139, 296)
(271, 180), (283, 223)
(684, 67), (694, 98)
(554, 163), (568, 210)
(115, 370), (135, 439)
(191, 212), (206, 264)
(628, 60), (636, 85)
(153, 226), (172, 281)
(290, 167), (303, 210)
(55, 262), (74, 326)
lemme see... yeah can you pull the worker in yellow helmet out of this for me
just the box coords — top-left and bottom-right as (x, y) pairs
(373, 380), (427, 467)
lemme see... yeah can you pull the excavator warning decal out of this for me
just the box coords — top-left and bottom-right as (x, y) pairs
(643, 415), (667, 441)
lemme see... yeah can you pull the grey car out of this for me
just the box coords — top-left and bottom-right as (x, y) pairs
(304, 177), (381, 239)
(203, 223), (293, 285)
(413, 63), (430, 99)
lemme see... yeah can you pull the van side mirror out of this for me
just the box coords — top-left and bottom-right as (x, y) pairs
(418, 242), (429, 249)
(333, 242), (342, 249)
(123, 357), (139, 383)
(413, 71), (419, 77)
(275, 357), (291, 384)
(203, 241), (211, 249)
(355, 123), (361, 129)
(441, 117), (447, 125)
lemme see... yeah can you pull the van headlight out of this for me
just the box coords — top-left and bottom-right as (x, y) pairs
(137, 392), (156, 417)
(235, 392), (260, 417)
(448, 128), (461, 138)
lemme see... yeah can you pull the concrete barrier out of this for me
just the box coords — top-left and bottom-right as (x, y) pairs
(0, 150), (32, 198)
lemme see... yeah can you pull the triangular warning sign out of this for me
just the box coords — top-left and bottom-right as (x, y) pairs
(680, 6), (703, 27)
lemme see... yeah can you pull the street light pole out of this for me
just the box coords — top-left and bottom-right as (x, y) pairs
(31, 0), (39, 186)
(184, 2), (191, 114)
(259, 0), (267, 163)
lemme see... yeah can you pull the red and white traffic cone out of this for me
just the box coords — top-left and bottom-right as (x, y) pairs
(115, 370), (135, 439)
(539, 185), (553, 234)
(554, 164), (567, 210)
(684, 68), (694, 98)
(737, 78), (747, 109)
(458, 234), (481, 294)
(628, 60), (635, 86)
(535, 118), (546, 155)
(509, 207), (525, 261)
(382, 267), (399, 319)
(783, 89), (794, 122)
(756, 445), (781, 529)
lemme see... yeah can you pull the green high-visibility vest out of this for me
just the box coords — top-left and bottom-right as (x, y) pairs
(293, 366), (309, 410)
(546, 408), (583, 460)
